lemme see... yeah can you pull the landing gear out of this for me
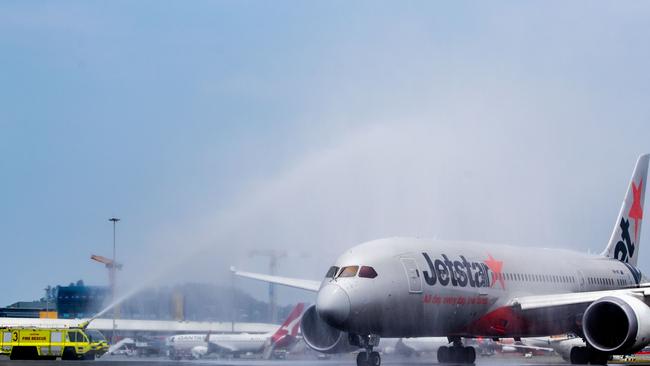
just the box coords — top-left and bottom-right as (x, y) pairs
(437, 338), (476, 364)
(350, 334), (381, 366)
(357, 351), (381, 366)
(570, 346), (609, 365)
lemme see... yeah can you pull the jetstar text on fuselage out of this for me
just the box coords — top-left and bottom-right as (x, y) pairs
(421, 253), (492, 288)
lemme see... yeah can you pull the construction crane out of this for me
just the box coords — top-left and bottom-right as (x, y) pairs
(91, 255), (123, 278)
(90, 255), (122, 324)
(91, 254), (122, 301)
(249, 250), (287, 323)
(247, 249), (311, 323)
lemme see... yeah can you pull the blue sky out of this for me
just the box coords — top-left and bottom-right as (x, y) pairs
(2, 1), (650, 307)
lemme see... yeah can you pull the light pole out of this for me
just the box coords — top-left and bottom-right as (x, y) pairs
(109, 217), (120, 343)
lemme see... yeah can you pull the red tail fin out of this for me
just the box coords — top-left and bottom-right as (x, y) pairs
(270, 303), (305, 345)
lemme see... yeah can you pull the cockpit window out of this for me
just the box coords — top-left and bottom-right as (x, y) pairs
(359, 266), (378, 278)
(338, 266), (359, 278)
(325, 266), (339, 278)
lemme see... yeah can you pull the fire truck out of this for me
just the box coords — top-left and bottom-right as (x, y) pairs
(0, 321), (109, 360)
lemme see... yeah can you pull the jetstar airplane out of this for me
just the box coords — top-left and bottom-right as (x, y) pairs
(167, 303), (304, 360)
(234, 154), (650, 366)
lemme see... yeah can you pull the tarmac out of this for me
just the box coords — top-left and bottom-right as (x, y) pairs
(0, 354), (602, 366)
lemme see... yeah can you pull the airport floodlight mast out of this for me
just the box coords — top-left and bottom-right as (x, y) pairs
(109, 217), (120, 342)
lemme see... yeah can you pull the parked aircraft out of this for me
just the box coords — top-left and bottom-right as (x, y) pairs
(235, 154), (650, 366)
(167, 303), (304, 359)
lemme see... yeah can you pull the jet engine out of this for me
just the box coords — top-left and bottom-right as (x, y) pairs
(190, 345), (208, 359)
(582, 295), (650, 354)
(301, 305), (357, 353)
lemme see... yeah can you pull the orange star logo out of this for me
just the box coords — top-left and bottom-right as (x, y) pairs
(629, 179), (644, 243)
(484, 254), (505, 290)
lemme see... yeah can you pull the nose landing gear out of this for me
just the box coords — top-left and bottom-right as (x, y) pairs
(356, 350), (381, 366)
(350, 334), (381, 366)
(437, 337), (476, 364)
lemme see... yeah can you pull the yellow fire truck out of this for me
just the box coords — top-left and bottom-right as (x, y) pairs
(0, 322), (109, 360)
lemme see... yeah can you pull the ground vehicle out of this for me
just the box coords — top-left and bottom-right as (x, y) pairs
(0, 322), (109, 360)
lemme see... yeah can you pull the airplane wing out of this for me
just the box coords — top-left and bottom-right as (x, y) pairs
(232, 268), (321, 292)
(510, 284), (650, 310)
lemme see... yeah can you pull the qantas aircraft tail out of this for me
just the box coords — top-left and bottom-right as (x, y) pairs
(602, 154), (650, 267)
(262, 303), (305, 359)
(270, 303), (305, 343)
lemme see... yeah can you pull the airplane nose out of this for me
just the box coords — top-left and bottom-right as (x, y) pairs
(316, 284), (350, 327)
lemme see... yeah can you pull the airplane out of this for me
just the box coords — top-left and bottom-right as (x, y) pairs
(234, 154), (650, 366)
(167, 303), (304, 360)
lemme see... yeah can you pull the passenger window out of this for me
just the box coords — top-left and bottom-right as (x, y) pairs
(325, 266), (339, 278)
(338, 266), (359, 278)
(359, 266), (378, 279)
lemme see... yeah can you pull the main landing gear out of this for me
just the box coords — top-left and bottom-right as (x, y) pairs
(570, 346), (609, 365)
(351, 334), (381, 366)
(356, 351), (381, 366)
(437, 337), (476, 364)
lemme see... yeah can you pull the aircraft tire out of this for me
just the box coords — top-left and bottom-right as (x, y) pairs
(464, 346), (476, 364)
(588, 350), (608, 365)
(570, 347), (589, 365)
(437, 346), (450, 363)
(356, 351), (369, 366)
(369, 351), (381, 366)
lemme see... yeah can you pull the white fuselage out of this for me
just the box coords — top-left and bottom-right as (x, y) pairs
(318, 237), (644, 338)
(169, 332), (268, 355)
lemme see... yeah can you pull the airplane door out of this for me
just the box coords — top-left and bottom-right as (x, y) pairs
(400, 257), (423, 293)
(577, 270), (586, 291)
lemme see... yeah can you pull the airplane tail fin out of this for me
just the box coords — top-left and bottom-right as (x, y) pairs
(602, 154), (650, 267)
(270, 303), (305, 345)
(262, 303), (305, 360)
